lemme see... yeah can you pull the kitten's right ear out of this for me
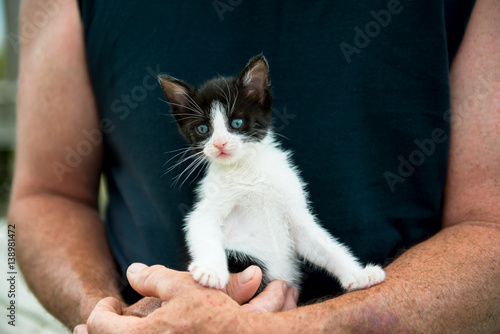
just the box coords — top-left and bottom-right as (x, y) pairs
(158, 75), (196, 113)
(236, 55), (271, 109)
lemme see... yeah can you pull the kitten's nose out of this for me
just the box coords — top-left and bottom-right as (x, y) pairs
(214, 142), (227, 151)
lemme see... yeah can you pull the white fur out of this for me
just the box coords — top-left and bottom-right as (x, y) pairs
(185, 104), (386, 291)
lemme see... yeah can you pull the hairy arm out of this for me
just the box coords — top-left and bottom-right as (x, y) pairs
(266, 0), (500, 332)
(8, 0), (121, 328)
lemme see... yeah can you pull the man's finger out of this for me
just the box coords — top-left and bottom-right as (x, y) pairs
(283, 287), (299, 311)
(241, 280), (287, 313)
(127, 263), (193, 301)
(73, 324), (88, 334)
(225, 266), (262, 305)
(86, 297), (141, 334)
(123, 297), (163, 317)
(93, 297), (123, 314)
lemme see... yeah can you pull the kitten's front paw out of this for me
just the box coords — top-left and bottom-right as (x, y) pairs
(345, 264), (386, 291)
(188, 262), (230, 290)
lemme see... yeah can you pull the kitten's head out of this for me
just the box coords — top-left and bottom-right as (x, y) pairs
(159, 55), (272, 166)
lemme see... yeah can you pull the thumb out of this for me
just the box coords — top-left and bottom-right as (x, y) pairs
(127, 263), (180, 301)
(225, 266), (262, 305)
(85, 297), (137, 333)
(73, 324), (88, 334)
(94, 296), (124, 314)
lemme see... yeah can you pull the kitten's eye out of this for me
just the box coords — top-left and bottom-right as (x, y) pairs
(196, 124), (209, 135)
(230, 119), (244, 129)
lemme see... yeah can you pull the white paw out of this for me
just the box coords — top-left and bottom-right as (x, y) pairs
(188, 262), (230, 290)
(344, 264), (386, 291)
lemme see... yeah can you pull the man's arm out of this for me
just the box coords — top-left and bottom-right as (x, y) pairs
(8, 0), (122, 328)
(271, 0), (500, 332)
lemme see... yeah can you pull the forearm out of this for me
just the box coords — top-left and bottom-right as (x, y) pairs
(9, 194), (122, 329)
(11, 0), (115, 328)
(265, 221), (500, 333)
(267, 1), (500, 332)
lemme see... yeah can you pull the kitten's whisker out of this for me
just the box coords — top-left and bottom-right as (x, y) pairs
(168, 145), (204, 165)
(168, 113), (203, 117)
(166, 101), (205, 116)
(173, 154), (206, 188)
(164, 147), (190, 154)
(230, 87), (239, 115)
(161, 113), (205, 123)
(167, 150), (204, 173)
(175, 116), (206, 122)
(272, 132), (289, 141)
(160, 97), (203, 116)
(161, 146), (203, 179)
(221, 77), (232, 108)
(183, 94), (205, 116)
(190, 160), (209, 185)
(181, 156), (208, 188)
(163, 148), (193, 168)
(214, 84), (230, 109)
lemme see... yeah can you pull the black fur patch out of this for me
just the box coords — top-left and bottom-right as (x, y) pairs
(227, 250), (269, 295)
(159, 55), (273, 148)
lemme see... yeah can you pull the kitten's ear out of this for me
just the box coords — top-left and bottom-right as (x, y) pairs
(158, 75), (196, 113)
(236, 55), (271, 108)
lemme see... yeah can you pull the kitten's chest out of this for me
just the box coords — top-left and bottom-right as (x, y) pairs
(221, 202), (292, 256)
(203, 165), (282, 204)
(206, 169), (292, 249)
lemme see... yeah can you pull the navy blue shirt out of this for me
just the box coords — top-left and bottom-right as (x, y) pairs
(78, 0), (474, 303)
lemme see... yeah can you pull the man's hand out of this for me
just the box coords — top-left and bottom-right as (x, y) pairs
(121, 265), (297, 317)
(74, 264), (298, 333)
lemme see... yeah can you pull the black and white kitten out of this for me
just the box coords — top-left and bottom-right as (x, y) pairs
(159, 55), (385, 292)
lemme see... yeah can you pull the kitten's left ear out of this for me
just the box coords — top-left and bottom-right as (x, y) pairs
(236, 54), (272, 108)
(158, 74), (196, 115)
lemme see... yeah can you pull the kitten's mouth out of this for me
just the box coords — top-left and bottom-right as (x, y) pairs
(217, 152), (231, 158)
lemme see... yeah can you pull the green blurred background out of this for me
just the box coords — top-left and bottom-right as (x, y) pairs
(0, 0), (17, 219)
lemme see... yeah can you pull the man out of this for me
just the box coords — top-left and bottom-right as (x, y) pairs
(10, 0), (499, 332)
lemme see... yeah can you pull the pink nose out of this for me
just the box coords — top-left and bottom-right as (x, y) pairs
(214, 142), (227, 151)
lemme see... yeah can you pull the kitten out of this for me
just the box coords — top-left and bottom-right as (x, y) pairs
(159, 55), (386, 292)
